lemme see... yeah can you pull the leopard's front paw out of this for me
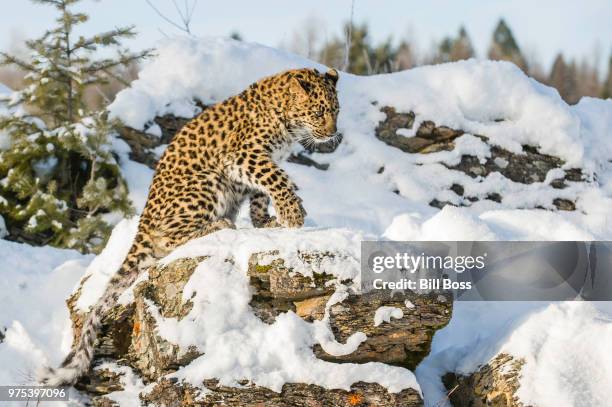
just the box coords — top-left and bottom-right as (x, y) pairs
(262, 216), (281, 228)
(277, 196), (306, 228)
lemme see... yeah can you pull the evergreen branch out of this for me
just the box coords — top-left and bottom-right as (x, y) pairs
(0, 52), (36, 72)
(71, 26), (138, 52)
(100, 68), (132, 87)
(31, 0), (65, 7)
(84, 49), (152, 74)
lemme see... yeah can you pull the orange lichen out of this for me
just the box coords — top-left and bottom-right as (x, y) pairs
(347, 392), (364, 406)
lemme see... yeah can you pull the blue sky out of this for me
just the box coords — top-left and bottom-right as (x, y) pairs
(1, 0), (611, 73)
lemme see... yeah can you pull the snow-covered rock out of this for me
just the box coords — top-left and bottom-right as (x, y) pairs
(66, 222), (442, 405)
(422, 302), (612, 407)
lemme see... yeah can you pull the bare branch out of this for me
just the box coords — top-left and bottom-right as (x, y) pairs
(342, 0), (355, 71)
(145, 0), (189, 33)
(145, 0), (197, 35)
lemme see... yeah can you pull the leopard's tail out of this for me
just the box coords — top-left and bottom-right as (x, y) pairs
(38, 238), (153, 386)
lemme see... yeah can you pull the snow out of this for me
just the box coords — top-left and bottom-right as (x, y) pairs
(108, 37), (322, 130)
(373, 306), (404, 327)
(75, 218), (138, 311)
(111, 137), (154, 212)
(2, 36), (612, 405)
(417, 301), (612, 407)
(0, 239), (91, 387)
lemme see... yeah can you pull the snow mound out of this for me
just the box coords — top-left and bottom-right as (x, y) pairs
(109, 37), (322, 130)
(104, 39), (612, 403)
(417, 302), (612, 407)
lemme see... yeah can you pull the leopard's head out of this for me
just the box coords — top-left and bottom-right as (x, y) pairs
(285, 68), (340, 144)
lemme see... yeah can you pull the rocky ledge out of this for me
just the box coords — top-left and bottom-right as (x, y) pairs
(374, 106), (583, 211)
(67, 248), (452, 406)
(442, 353), (525, 407)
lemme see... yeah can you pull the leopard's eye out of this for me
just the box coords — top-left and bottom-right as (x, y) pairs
(315, 108), (324, 118)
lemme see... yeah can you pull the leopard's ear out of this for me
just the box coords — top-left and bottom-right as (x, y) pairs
(325, 68), (339, 85)
(289, 76), (311, 98)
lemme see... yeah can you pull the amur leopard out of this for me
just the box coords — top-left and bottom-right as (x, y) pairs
(40, 67), (340, 385)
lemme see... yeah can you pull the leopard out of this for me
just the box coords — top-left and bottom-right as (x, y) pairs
(39, 67), (340, 385)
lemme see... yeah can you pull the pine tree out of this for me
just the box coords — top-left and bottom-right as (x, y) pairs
(602, 52), (612, 99)
(548, 53), (579, 104)
(0, 0), (150, 253)
(576, 59), (600, 99)
(433, 37), (453, 64)
(449, 26), (475, 62)
(395, 40), (416, 71)
(431, 27), (475, 65)
(318, 22), (397, 75)
(343, 23), (373, 74)
(487, 19), (528, 71)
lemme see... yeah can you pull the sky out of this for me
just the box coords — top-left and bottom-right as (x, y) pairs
(0, 0), (611, 74)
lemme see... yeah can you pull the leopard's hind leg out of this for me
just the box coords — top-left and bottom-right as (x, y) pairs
(149, 176), (241, 256)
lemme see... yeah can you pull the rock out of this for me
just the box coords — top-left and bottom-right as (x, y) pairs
(375, 106), (583, 211)
(448, 146), (565, 185)
(142, 379), (423, 407)
(375, 107), (463, 154)
(442, 353), (525, 407)
(287, 152), (330, 171)
(117, 111), (195, 169)
(312, 291), (452, 370)
(128, 257), (204, 381)
(450, 183), (465, 197)
(117, 126), (166, 169)
(246, 251), (452, 369)
(66, 249), (450, 405)
(553, 198), (576, 211)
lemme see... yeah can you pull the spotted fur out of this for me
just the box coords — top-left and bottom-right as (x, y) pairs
(38, 67), (340, 385)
